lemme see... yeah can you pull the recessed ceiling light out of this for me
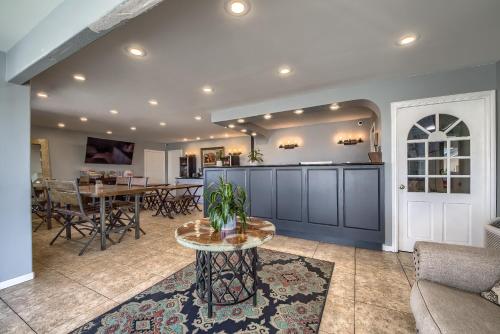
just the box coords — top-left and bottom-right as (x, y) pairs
(57, 122), (65, 128)
(210, 135), (215, 139)
(251, 132), (257, 136)
(37, 91), (48, 98)
(228, 124), (235, 128)
(225, 0), (251, 16)
(194, 116), (202, 121)
(237, 118), (245, 123)
(294, 109), (304, 115)
(241, 129), (247, 133)
(106, 130), (112, 135)
(202, 86), (214, 94)
(278, 66), (292, 76)
(148, 99), (158, 106)
(183, 138), (188, 142)
(130, 126), (137, 131)
(80, 117), (88, 122)
(73, 74), (86, 81)
(109, 109), (119, 115)
(159, 122), (166, 126)
(397, 34), (419, 46)
(127, 46), (146, 57)
(329, 103), (340, 111)
(196, 137), (201, 140)
(263, 114), (272, 120)
(224, 133), (229, 138)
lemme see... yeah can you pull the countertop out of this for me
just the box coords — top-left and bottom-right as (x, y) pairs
(204, 162), (384, 168)
(175, 176), (203, 179)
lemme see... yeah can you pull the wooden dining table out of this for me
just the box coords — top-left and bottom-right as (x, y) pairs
(78, 184), (159, 250)
(153, 183), (203, 218)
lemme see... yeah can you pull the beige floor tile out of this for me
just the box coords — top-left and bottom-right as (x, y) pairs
(355, 302), (416, 334)
(0, 299), (34, 334)
(397, 252), (414, 267)
(260, 235), (319, 257)
(403, 266), (415, 287)
(328, 271), (355, 300)
(319, 296), (354, 334)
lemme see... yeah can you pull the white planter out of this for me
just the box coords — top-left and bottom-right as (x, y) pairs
(216, 160), (223, 166)
(222, 215), (237, 231)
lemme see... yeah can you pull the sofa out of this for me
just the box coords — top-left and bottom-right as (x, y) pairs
(410, 241), (500, 333)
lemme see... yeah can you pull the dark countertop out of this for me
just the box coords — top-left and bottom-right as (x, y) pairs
(175, 176), (203, 179)
(204, 162), (384, 168)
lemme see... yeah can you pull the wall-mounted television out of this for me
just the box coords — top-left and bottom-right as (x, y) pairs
(84, 137), (135, 165)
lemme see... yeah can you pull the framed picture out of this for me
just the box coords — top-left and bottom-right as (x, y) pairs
(200, 147), (224, 168)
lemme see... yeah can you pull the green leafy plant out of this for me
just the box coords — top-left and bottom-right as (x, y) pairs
(247, 149), (264, 163)
(207, 177), (247, 232)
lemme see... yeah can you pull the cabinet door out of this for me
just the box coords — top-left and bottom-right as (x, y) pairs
(227, 169), (249, 212)
(249, 169), (273, 219)
(204, 169), (224, 212)
(276, 169), (302, 222)
(307, 169), (338, 226)
(343, 168), (380, 231)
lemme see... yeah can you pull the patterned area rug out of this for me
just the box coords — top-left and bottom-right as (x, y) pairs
(71, 249), (334, 333)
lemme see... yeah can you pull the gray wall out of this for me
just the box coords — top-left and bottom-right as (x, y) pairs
(212, 63), (499, 247)
(0, 51), (32, 283)
(31, 126), (165, 180)
(166, 118), (374, 171)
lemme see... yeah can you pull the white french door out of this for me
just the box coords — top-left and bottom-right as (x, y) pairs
(393, 91), (495, 252)
(144, 149), (166, 185)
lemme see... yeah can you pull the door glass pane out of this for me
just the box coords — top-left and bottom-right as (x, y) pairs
(450, 159), (470, 175)
(450, 140), (470, 157)
(447, 121), (470, 137)
(417, 115), (436, 132)
(429, 159), (446, 175)
(408, 178), (425, 192)
(408, 126), (429, 140)
(407, 143), (425, 158)
(408, 160), (425, 175)
(451, 178), (470, 194)
(429, 178), (447, 193)
(428, 141), (447, 157)
(439, 114), (459, 132)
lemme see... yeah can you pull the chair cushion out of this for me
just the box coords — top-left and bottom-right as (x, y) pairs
(481, 280), (500, 306)
(411, 280), (500, 334)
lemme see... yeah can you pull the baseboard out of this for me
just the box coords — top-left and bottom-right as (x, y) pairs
(382, 244), (397, 252)
(0, 272), (34, 290)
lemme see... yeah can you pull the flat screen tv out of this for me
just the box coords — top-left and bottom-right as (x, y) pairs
(84, 137), (135, 165)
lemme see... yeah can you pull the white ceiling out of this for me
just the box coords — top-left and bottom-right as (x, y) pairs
(0, 0), (67, 52)
(30, 0), (500, 143)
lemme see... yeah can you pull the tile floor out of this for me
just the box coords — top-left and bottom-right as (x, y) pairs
(0, 211), (416, 333)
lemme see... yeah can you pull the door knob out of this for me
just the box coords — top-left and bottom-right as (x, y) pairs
(399, 184), (406, 190)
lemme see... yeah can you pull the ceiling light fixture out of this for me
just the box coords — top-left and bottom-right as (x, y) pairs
(183, 138), (188, 142)
(251, 132), (257, 136)
(397, 34), (419, 46)
(263, 114), (272, 120)
(202, 86), (214, 94)
(228, 124), (235, 128)
(224, 133), (229, 138)
(127, 46), (146, 57)
(130, 126), (137, 131)
(194, 116), (202, 121)
(109, 109), (119, 115)
(37, 91), (48, 98)
(278, 65), (292, 76)
(329, 103), (340, 111)
(80, 117), (88, 122)
(237, 118), (245, 123)
(294, 109), (304, 115)
(73, 74), (86, 81)
(225, 0), (251, 16)
(241, 129), (247, 133)
(148, 99), (158, 106)
(57, 123), (65, 128)
(196, 137), (201, 140)
(159, 122), (166, 126)
(210, 135), (215, 139)
(106, 130), (112, 135)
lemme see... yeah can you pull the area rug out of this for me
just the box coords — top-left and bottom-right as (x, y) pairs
(71, 249), (334, 333)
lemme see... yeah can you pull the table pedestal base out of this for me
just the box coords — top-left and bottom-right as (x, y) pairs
(195, 248), (258, 318)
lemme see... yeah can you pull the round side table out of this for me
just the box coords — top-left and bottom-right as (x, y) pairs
(175, 218), (275, 317)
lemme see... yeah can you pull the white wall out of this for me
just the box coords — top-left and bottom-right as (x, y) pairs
(31, 126), (165, 180)
(167, 118), (374, 170)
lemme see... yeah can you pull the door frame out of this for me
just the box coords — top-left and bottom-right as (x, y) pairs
(144, 149), (166, 184)
(390, 90), (496, 252)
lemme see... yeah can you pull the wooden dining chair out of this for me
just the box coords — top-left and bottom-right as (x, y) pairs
(47, 180), (107, 255)
(32, 181), (50, 231)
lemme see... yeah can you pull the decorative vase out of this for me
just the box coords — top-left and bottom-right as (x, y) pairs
(222, 215), (237, 231)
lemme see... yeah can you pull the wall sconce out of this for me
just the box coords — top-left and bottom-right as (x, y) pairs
(228, 148), (242, 155)
(279, 143), (299, 150)
(337, 138), (363, 145)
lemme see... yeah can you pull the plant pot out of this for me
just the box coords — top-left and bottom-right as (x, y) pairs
(222, 215), (237, 231)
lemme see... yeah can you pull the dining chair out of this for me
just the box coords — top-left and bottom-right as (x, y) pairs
(47, 180), (107, 255)
(32, 181), (50, 231)
(115, 176), (131, 186)
(78, 175), (90, 185)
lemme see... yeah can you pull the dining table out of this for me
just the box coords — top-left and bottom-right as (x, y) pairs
(78, 184), (159, 250)
(153, 183), (203, 218)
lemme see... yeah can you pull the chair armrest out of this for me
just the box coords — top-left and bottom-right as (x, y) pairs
(414, 241), (500, 293)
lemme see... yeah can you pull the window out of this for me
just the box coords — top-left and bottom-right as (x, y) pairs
(407, 113), (470, 193)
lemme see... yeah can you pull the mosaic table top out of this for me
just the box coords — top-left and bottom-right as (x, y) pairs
(175, 218), (275, 252)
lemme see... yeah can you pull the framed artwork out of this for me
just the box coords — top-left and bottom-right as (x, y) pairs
(200, 147), (224, 168)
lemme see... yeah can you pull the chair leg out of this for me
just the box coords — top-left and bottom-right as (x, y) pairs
(79, 230), (98, 256)
(50, 224), (67, 245)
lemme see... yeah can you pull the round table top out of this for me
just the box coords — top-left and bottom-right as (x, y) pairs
(175, 218), (275, 252)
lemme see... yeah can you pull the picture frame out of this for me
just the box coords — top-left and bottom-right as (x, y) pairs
(200, 147), (224, 168)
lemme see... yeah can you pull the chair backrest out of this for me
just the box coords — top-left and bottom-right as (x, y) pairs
(79, 175), (90, 185)
(46, 180), (84, 213)
(131, 177), (148, 187)
(116, 176), (131, 186)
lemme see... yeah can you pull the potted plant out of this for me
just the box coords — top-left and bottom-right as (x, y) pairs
(216, 150), (223, 167)
(207, 177), (248, 232)
(247, 149), (264, 165)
